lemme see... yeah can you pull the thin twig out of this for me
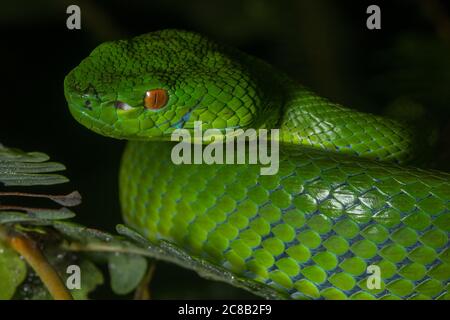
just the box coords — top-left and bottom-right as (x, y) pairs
(0, 191), (81, 207)
(63, 241), (152, 257)
(0, 205), (60, 212)
(7, 233), (73, 300)
(134, 262), (156, 300)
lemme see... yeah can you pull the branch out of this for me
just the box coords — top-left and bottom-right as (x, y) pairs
(7, 231), (73, 300)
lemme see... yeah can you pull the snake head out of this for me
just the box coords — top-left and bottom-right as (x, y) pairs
(64, 29), (279, 141)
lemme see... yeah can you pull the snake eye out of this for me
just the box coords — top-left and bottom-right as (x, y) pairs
(144, 89), (168, 110)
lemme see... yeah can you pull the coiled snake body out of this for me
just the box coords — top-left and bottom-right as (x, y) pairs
(65, 30), (449, 299)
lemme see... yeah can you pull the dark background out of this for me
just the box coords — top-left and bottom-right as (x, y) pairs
(1, 0), (449, 298)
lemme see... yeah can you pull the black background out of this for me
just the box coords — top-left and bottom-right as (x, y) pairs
(1, 0), (449, 299)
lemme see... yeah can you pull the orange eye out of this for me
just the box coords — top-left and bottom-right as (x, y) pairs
(144, 89), (168, 110)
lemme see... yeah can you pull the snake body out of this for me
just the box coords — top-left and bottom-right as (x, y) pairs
(65, 30), (449, 299)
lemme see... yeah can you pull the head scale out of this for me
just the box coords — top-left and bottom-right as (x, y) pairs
(64, 29), (274, 140)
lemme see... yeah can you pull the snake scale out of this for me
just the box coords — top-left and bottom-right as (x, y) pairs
(64, 30), (449, 300)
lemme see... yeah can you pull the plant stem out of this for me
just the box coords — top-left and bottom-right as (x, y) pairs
(63, 241), (153, 257)
(0, 191), (81, 206)
(8, 233), (73, 300)
(134, 262), (156, 300)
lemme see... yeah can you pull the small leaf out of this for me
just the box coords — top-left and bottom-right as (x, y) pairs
(69, 259), (104, 300)
(50, 191), (82, 207)
(14, 253), (104, 300)
(108, 253), (147, 295)
(0, 191), (82, 207)
(116, 224), (287, 299)
(0, 208), (76, 225)
(0, 211), (37, 224)
(0, 173), (68, 186)
(0, 144), (69, 186)
(53, 221), (115, 243)
(0, 145), (49, 162)
(30, 208), (76, 220)
(0, 240), (27, 299)
(0, 161), (66, 173)
(116, 224), (148, 244)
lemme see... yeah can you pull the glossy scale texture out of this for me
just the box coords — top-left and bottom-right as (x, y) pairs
(120, 142), (449, 299)
(64, 30), (450, 299)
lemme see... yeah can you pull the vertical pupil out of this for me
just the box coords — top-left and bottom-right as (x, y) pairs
(144, 89), (168, 110)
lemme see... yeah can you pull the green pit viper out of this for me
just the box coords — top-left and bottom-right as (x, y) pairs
(64, 29), (449, 300)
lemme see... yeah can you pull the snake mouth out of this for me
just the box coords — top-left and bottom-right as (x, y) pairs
(65, 86), (250, 141)
(66, 100), (108, 135)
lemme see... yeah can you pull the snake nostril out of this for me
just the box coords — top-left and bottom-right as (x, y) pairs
(84, 100), (92, 110)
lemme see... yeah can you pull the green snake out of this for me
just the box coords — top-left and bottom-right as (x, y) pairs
(64, 29), (449, 300)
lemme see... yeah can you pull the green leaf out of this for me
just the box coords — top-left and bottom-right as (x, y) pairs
(0, 144), (49, 162)
(52, 221), (115, 243)
(0, 144), (68, 186)
(49, 191), (82, 207)
(0, 240), (27, 299)
(15, 255), (104, 300)
(69, 259), (104, 300)
(116, 224), (287, 299)
(108, 253), (147, 295)
(29, 208), (76, 220)
(0, 173), (68, 186)
(0, 191), (81, 207)
(0, 211), (38, 224)
(0, 208), (76, 225)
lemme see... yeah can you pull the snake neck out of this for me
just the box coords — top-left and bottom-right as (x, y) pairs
(241, 52), (418, 164)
